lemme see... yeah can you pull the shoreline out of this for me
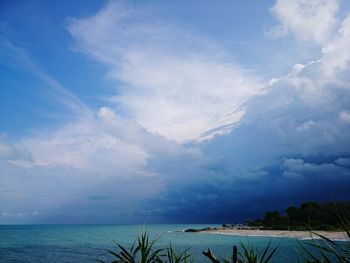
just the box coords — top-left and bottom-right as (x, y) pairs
(198, 228), (348, 241)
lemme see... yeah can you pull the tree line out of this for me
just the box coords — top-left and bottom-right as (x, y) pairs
(247, 201), (350, 230)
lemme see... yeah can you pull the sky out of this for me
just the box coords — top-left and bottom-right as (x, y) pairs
(1, 0), (350, 224)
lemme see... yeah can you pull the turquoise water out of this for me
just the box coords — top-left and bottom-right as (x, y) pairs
(1, 224), (307, 262)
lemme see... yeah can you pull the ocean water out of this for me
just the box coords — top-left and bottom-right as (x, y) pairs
(0, 224), (315, 262)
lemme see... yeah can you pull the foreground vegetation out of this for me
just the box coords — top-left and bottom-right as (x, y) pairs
(97, 231), (279, 263)
(98, 206), (349, 263)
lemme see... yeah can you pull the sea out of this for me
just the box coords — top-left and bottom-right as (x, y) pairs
(0, 224), (328, 262)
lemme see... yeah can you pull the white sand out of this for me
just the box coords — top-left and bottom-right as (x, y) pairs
(200, 229), (348, 240)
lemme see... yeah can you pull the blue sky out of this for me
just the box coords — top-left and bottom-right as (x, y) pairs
(1, 0), (350, 224)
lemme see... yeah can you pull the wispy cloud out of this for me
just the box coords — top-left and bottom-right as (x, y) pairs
(0, 39), (91, 118)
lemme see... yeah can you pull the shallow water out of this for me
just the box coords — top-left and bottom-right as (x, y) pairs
(0, 224), (316, 262)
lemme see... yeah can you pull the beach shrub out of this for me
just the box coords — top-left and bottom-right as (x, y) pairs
(98, 232), (280, 263)
(238, 240), (279, 263)
(166, 243), (194, 263)
(98, 232), (164, 263)
(202, 241), (278, 263)
(98, 232), (194, 263)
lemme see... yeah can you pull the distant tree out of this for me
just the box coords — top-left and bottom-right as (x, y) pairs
(247, 201), (350, 230)
(264, 211), (281, 227)
(299, 202), (321, 227)
(286, 206), (298, 223)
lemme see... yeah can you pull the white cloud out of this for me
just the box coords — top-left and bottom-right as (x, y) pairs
(68, 1), (264, 143)
(97, 107), (198, 157)
(244, 47), (350, 157)
(266, 60), (328, 107)
(116, 54), (261, 142)
(339, 110), (350, 123)
(322, 14), (350, 77)
(0, 137), (31, 162)
(0, 142), (20, 160)
(265, 17), (350, 107)
(296, 120), (316, 132)
(18, 113), (148, 178)
(283, 158), (350, 179)
(265, 1), (350, 115)
(269, 0), (339, 44)
(0, 106), (174, 223)
(8, 105), (197, 180)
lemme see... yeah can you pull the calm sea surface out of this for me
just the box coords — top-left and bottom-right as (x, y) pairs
(0, 224), (312, 262)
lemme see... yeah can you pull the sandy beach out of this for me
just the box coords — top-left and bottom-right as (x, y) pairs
(198, 229), (348, 240)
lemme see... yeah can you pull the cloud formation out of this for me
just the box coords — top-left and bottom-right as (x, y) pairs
(1, 0), (350, 223)
(68, 1), (264, 142)
(322, 13), (350, 77)
(269, 0), (340, 44)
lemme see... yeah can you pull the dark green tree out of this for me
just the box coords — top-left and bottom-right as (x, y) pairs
(264, 211), (281, 227)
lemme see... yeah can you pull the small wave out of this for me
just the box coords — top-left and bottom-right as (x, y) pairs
(166, 230), (184, 233)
